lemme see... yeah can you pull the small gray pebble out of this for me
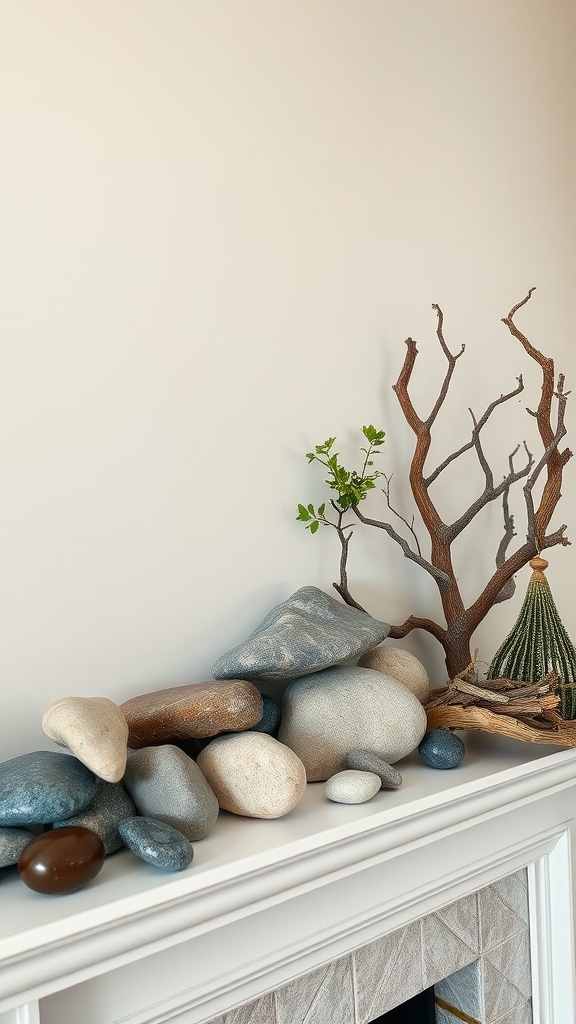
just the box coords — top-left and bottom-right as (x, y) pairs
(345, 750), (403, 789)
(0, 825), (33, 868)
(251, 693), (281, 735)
(119, 817), (194, 871)
(325, 770), (381, 804)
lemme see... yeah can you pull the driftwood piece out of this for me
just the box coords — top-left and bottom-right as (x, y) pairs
(424, 668), (576, 747)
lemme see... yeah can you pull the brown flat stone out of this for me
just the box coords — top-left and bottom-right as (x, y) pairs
(120, 680), (263, 749)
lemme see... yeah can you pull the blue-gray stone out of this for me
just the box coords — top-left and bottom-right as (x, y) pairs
(345, 750), (403, 789)
(213, 586), (389, 682)
(0, 751), (99, 827)
(418, 728), (466, 769)
(53, 780), (137, 855)
(0, 826), (33, 868)
(251, 693), (281, 735)
(119, 816), (194, 871)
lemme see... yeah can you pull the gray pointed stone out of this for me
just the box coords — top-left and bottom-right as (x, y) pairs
(53, 780), (136, 855)
(213, 587), (389, 682)
(0, 751), (99, 827)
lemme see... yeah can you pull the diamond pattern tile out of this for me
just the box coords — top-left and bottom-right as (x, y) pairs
(275, 956), (355, 1024)
(354, 920), (423, 1023)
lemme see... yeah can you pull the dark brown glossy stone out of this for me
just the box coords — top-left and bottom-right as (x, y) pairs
(120, 680), (263, 748)
(18, 825), (105, 895)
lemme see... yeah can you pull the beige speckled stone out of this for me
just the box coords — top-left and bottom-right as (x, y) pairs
(325, 770), (381, 804)
(120, 680), (263, 748)
(358, 646), (430, 704)
(197, 733), (307, 819)
(278, 666), (427, 781)
(42, 696), (128, 783)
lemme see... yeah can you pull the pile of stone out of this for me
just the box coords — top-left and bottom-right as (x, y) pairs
(0, 587), (431, 896)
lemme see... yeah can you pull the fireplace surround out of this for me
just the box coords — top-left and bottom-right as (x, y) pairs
(1, 734), (575, 1024)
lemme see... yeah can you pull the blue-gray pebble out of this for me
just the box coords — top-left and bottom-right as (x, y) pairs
(418, 729), (466, 769)
(53, 780), (137, 855)
(119, 817), (194, 871)
(0, 751), (99, 827)
(0, 825), (34, 868)
(251, 693), (281, 735)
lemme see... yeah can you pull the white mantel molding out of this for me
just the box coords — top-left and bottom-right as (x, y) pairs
(1, 734), (576, 1024)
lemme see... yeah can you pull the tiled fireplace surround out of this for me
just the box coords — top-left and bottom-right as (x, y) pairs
(1, 736), (576, 1024)
(207, 868), (532, 1024)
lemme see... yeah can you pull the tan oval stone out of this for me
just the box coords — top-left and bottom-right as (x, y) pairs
(42, 696), (129, 783)
(120, 680), (263, 748)
(197, 733), (307, 819)
(358, 646), (430, 704)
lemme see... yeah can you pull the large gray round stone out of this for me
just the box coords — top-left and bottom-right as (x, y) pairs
(123, 745), (219, 841)
(278, 666), (427, 781)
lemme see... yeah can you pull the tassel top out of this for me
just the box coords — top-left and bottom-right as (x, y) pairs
(529, 556), (548, 582)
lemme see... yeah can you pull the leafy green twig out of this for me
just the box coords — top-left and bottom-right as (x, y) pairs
(296, 426), (385, 607)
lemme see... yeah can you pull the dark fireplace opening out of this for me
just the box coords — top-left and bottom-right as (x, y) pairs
(369, 985), (436, 1024)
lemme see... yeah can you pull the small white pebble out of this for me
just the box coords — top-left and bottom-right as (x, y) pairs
(325, 770), (381, 804)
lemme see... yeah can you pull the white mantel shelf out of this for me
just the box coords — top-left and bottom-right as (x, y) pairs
(2, 734), (576, 1024)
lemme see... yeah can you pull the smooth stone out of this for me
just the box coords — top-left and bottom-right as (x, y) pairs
(0, 826), (33, 868)
(419, 728), (466, 769)
(120, 680), (263, 748)
(0, 751), (99, 827)
(345, 750), (403, 789)
(18, 825), (105, 895)
(123, 745), (219, 840)
(53, 780), (136, 855)
(358, 647), (430, 705)
(325, 770), (381, 804)
(251, 693), (281, 735)
(197, 733), (307, 819)
(278, 666), (427, 781)
(212, 586), (389, 682)
(42, 696), (129, 783)
(119, 817), (194, 871)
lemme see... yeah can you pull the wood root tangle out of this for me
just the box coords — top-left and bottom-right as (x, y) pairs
(424, 662), (576, 747)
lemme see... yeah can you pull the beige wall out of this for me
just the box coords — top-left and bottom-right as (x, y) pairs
(1, 0), (575, 758)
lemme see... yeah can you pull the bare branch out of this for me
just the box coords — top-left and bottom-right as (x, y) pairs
(501, 289), (572, 547)
(522, 378), (570, 547)
(388, 614), (448, 646)
(426, 304), (466, 427)
(381, 473), (422, 556)
(353, 504), (451, 589)
(493, 457), (517, 604)
(446, 440), (533, 542)
(332, 517), (367, 611)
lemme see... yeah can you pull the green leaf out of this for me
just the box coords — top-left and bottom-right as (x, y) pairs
(297, 504), (311, 521)
(309, 520), (319, 534)
(318, 503), (325, 517)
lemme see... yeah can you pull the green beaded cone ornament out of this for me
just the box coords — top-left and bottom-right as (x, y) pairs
(487, 556), (576, 719)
